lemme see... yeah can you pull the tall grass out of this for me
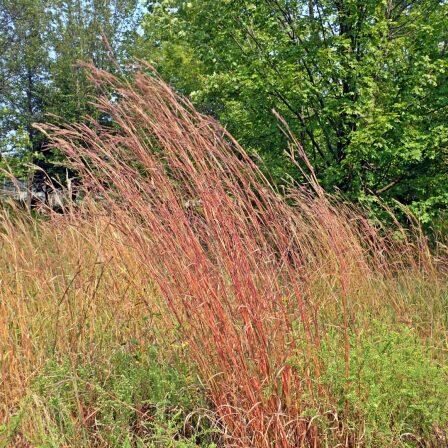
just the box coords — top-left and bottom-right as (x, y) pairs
(0, 208), (221, 446)
(30, 65), (448, 446)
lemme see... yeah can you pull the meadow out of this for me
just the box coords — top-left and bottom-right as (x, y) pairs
(1, 67), (447, 447)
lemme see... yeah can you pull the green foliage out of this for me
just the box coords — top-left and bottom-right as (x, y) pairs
(316, 322), (448, 446)
(0, 0), (140, 182)
(2, 346), (219, 447)
(137, 0), (448, 224)
(2, 0), (447, 227)
(0, 0), (51, 158)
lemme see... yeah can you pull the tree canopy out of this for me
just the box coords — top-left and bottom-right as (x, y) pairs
(1, 0), (447, 226)
(0, 0), (139, 181)
(136, 0), (448, 223)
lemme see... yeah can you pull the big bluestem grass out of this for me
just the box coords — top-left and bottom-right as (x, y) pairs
(26, 65), (448, 447)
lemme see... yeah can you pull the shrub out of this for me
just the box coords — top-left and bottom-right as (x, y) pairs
(317, 322), (448, 447)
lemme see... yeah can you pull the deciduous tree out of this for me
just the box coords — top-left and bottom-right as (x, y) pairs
(137, 0), (448, 222)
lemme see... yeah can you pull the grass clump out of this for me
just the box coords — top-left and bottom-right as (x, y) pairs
(1, 64), (446, 446)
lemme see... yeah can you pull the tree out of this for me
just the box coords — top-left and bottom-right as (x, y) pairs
(47, 0), (140, 123)
(0, 0), (140, 185)
(0, 0), (51, 174)
(136, 0), (448, 223)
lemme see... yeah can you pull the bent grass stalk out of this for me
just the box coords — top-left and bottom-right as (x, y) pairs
(35, 64), (445, 447)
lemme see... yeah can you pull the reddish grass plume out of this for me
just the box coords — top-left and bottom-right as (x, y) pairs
(36, 64), (442, 447)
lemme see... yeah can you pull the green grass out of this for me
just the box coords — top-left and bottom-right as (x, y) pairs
(314, 321), (448, 447)
(1, 345), (219, 447)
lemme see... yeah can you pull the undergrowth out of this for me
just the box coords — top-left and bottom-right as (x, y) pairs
(317, 322), (448, 446)
(2, 346), (218, 447)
